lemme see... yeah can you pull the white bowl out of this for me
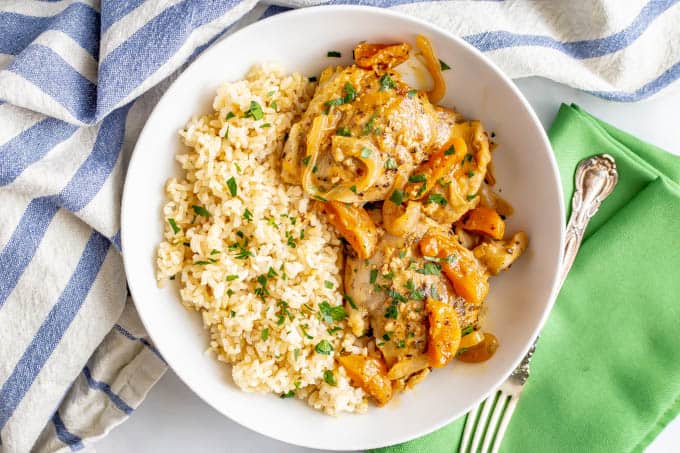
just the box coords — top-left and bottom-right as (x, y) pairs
(122, 5), (565, 450)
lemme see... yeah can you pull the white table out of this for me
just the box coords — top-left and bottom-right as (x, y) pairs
(98, 77), (680, 453)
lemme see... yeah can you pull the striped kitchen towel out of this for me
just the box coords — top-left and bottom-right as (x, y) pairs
(1, 1), (679, 451)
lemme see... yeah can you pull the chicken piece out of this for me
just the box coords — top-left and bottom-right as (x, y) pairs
(473, 232), (528, 275)
(423, 120), (492, 224)
(281, 65), (440, 202)
(344, 213), (479, 367)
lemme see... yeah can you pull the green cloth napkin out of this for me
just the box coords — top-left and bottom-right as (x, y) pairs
(373, 104), (680, 453)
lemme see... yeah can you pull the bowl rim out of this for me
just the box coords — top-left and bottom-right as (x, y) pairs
(121, 4), (566, 450)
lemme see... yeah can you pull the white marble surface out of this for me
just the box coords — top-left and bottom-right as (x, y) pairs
(97, 77), (680, 453)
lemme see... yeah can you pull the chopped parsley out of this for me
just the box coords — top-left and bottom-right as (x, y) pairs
(269, 100), (277, 111)
(294, 348), (300, 360)
(191, 205), (211, 217)
(405, 279), (425, 300)
(408, 174), (426, 183)
(327, 51), (341, 58)
(319, 301), (347, 323)
(385, 158), (397, 170)
(267, 266), (279, 278)
(254, 274), (270, 300)
(344, 294), (358, 310)
(302, 156), (311, 166)
(193, 260), (216, 265)
(461, 325), (475, 336)
(343, 82), (357, 103)
(210, 249), (220, 255)
(417, 262), (442, 275)
(313, 194), (328, 202)
(360, 147), (372, 158)
(285, 231), (297, 248)
(427, 193), (448, 206)
(444, 146), (456, 156)
(280, 390), (295, 399)
(362, 113), (377, 135)
(226, 274), (238, 282)
(243, 100), (264, 120)
(382, 333), (391, 341)
(389, 189), (404, 205)
(379, 73), (396, 91)
(300, 324), (313, 339)
(167, 218), (180, 234)
(386, 288), (408, 303)
(397, 340), (406, 348)
(336, 126), (352, 137)
(369, 269), (378, 284)
(230, 310), (236, 317)
(299, 229), (305, 240)
(465, 153), (474, 162)
(349, 185), (357, 194)
(438, 177), (452, 187)
(234, 162), (241, 173)
(457, 348), (470, 356)
(327, 326), (342, 335)
(467, 193), (478, 201)
(324, 280), (334, 289)
(324, 370), (337, 386)
(324, 97), (344, 108)
(276, 300), (293, 325)
(315, 340), (333, 355)
(384, 302), (399, 319)
(467, 171), (475, 177)
(230, 238), (252, 260)
(439, 59), (451, 71)
(260, 123), (272, 128)
(407, 89), (418, 98)
(261, 328), (269, 341)
(383, 271), (394, 280)
(225, 112), (235, 120)
(226, 177), (238, 196)
(243, 208), (253, 222)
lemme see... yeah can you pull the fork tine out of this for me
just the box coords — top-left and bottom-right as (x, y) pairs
(490, 394), (519, 453)
(469, 392), (496, 453)
(481, 391), (510, 453)
(458, 401), (481, 453)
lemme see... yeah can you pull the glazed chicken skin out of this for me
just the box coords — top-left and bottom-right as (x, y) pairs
(281, 65), (442, 203)
(280, 39), (528, 406)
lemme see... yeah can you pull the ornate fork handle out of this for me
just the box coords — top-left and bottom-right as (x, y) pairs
(510, 154), (619, 386)
(558, 154), (619, 288)
(460, 155), (619, 453)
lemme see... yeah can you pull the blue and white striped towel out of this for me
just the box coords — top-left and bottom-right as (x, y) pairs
(1, 1), (679, 451)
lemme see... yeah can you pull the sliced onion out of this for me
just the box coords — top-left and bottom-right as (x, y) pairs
(416, 35), (446, 104)
(300, 115), (384, 202)
(459, 330), (484, 349)
(387, 354), (430, 380)
(323, 136), (384, 202)
(383, 174), (422, 236)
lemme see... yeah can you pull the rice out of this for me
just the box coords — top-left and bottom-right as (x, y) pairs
(156, 64), (368, 415)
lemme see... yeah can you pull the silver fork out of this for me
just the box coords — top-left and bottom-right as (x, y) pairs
(459, 154), (619, 453)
